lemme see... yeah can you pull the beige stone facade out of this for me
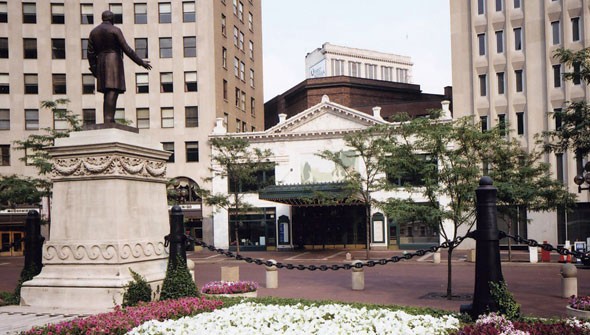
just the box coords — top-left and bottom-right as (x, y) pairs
(0, 0), (264, 244)
(450, 0), (590, 244)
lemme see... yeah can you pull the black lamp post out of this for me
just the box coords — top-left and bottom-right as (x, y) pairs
(574, 151), (590, 193)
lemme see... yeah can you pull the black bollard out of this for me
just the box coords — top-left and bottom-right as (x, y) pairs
(23, 210), (44, 275)
(165, 205), (187, 266)
(461, 176), (504, 319)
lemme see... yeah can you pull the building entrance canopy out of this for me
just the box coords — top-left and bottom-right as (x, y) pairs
(258, 182), (361, 207)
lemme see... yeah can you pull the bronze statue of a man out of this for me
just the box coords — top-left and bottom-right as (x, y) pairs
(87, 10), (152, 124)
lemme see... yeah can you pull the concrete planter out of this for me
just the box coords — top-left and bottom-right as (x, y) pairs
(204, 291), (257, 298)
(566, 305), (590, 319)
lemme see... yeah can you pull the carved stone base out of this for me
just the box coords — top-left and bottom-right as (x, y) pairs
(20, 129), (171, 311)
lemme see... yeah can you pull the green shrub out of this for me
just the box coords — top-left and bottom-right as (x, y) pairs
(0, 291), (17, 306)
(122, 269), (152, 307)
(489, 280), (521, 320)
(12, 264), (41, 304)
(160, 256), (198, 301)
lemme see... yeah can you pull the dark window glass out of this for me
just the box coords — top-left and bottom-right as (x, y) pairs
(183, 37), (196, 57)
(183, 2), (196, 22)
(572, 17), (581, 42)
(573, 62), (581, 85)
(83, 109), (96, 125)
(81, 39), (89, 59)
(109, 4), (123, 24)
(160, 72), (173, 93)
(135, 38), (148, 59)
(185, 142), (199, 162)
(185, 106), (198, 127)
(134, 4), (147, 24)
(159, 38), (172, 58)
(479, 74), (487, 96)
(52, 39), (66, 59)
(0, 38), (6, 58)
(553, 64), (561, 88)
(478, 33), (485, 56)
(481, 116), (488, 132)
(0, 2), (7, 23)
(136, 73), (149, 93)
(554, 108), (562, 130)
(496, 0), (502, 11)
(497, 72), (505, 94)
(162, 142), (174, 163)
(0, 109), (9, 130)
(552, 21), (560, 45)
(478, 0), (485, 15)
(23, 3), (36, 23)
(82, 74), (95, 94)
(0, 73), (8, 94)
(0, 144), (9, 166)
(184, 72), (197, 92)
(498, 114), (506, 136)
(515, 70), (523, 92)
(496, 30), (503, 53)
(52, 74), (67, 94)
(514, 27), (522, 50)
(23, 38), (37, 59)
(516, 112), (525, 135)
(513, 0), (521, 9)
(51, 3), (65, 24)
(24, 74), (38, 94)
(81, 4), (94, 24)
(25, 109), (39, 130)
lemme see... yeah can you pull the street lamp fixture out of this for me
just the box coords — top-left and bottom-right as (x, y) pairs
(574, 161), (590, 192)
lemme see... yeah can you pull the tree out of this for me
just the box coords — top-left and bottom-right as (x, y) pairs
(318, 126), (390, 259)
(0, 175), (42, 210)
(198, 137), (274, 253)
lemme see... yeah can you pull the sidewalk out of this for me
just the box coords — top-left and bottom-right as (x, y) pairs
(0, 248), (587, 333)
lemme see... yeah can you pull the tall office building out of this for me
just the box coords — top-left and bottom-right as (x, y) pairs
(0, 0), (264, 244)
(450, 0), (589, 244)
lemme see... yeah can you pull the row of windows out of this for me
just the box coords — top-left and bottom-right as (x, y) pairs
(480, 112), (525, 136)
(477, 0), (521, 15)
(3, 2), (196, 25)
(478, 70), (524, 96)
(330, 59), (410, 83)
(0, 71), (198, 95)
(550, 18), (582, 45)
(221, 79), (256, 117)
(228, 0), (254, 31)
(0, 106), (199, 131)
(477, 27), (522, 55)
(0, 36), (197, 60)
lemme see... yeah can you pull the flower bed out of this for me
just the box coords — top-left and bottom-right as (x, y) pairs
(201, 280), (258, 295)
(571, 295), (590, 311)
(22, 297), (223, 335)
(455, 313), (590, 335)
(127, 301), (461, 335)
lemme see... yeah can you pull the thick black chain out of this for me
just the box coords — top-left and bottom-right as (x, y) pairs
(193, 235), (467, 271)
(500, 231), (589, 261)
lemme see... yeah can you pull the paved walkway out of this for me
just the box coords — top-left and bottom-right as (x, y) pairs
(0, 248), (587, 333)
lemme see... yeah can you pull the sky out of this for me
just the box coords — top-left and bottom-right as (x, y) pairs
(261, 0), (452, 102)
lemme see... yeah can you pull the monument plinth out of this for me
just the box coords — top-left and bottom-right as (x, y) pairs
(20, 128), (170, 310)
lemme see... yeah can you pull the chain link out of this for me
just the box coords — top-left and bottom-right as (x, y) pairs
(500, 231), (589, 261)
(192, 235), (468, 271)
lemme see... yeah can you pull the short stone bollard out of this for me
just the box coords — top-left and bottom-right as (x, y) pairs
(265, 259), (278, 289)
(561, 263), (578, 298)
(529, 246), (538, 264)
(351, 260), (364, 291)
(433, 251), (441, 264)
(221, 266), (239, 282)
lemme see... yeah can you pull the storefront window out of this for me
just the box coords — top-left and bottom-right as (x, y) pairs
(229, 208), (275, 251)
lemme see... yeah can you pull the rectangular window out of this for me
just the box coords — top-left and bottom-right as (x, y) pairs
(160, 72), (173, 93)
(382, 66), (393, 81)
(23, 3), (36, 24)
(498, 114), (506, 136)
(250, 69), (255, 87)
(516, 112), (525, 135)
(366, 64), (377, 79)
(25, 109), (39, 130)
(134, 3), (147, 24)
(222, 47), (227, 68)
(159, 3), (171, 23)
(80, 4), (93, 24)
(0, 38), (6, 58)
(572, 17), (581, 42)
(223, 79), (228, 100)
(24, 74), (38, 94)
(233, 26), (239, 47)
(349, 61), (361, 77)
(478, 33), (486, 56)
(183, 2), (195, 22)
(553, 64), (561, 87)
(478, 0), (485, 15)
(161, 108), (174, 128)
(52, 39), (66, 59)
(109, 3), (123, 24)
(162, 142), (174, 163)
(23, 38), (37, 59)
(52, 74), (67, 94)
(221, 14), (227, 36)
(513, 0), (521, 9)
(514, 27), (522, 50)
(248, 12), (253, 31)
(332, 59), (345, 76)
(135, 38), (148, 59)
(0, 145), (9, 166)
(554, 108), (563, 130)
(81, 39), (89, 59)
(185, 106), (198, 127)
(185, 142), (199, 162)
(240, 90), (246, 111)
(233, 0), (238, 15)
(238, 1), (244, 21)
(497, 72), (505, 94)
(159, 38), (172, 58)
(136, 73), (149, 93)
(556, 153), (564, 183)
(183, 37), (196, 57)
(496, 30), (504, 53)
(234, 57), (239, 77)
(552, 21), (560, 45)
(496, 0), (502, 11)
(249, 40), (254, 59)
(0, 2), (6, 22)
(0, 73), (8, 94)
(235, 88), (241, 108)
(53, 109), (68, 130)
(51, 3), (65, 24)
(240, 61), (245, 81)
(0, 109), (8, 130)
(82, 74), (95, 94)
(83, 108), (96, 126)
(184, 71), (197, 92)
(136, 108), (149, 129)
(574, 62), (582, 85)
(515, 69), (523, 92)
(480, 115), (488, 132)
(236, 118), (241, 132)
(479, 74), (487, 96)
(250, 97), (256, 116)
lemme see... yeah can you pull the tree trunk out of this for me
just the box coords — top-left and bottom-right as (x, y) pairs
(507, 218), (512, 262)
(446, 246), (454, 299)
(365, 204), (371, 260)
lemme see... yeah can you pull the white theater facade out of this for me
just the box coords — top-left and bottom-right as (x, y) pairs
(208, 96), (456, 251)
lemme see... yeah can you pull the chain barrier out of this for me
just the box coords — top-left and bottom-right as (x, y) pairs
(500, 231), (590, 262)
(193, 235), (468, 271)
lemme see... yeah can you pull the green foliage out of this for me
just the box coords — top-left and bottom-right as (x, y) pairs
(122, 269), (152, 307)
(0, 175), (42, 210)
(489, 281), (521, 321)
(12, 264), (42, 305)
(159, 256), (198, 301)
(0, 291), (18, 306)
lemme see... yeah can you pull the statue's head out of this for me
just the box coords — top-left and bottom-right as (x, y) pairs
(101, 10), (114, 23)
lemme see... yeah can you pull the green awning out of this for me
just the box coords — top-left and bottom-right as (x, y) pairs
(258, 182), (361, 207)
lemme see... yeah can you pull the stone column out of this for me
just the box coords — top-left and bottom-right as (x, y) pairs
(20, 128), (170, 310)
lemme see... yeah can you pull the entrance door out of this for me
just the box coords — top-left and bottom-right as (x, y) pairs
(0, 231), (25, 256)
(388, 220), (398, 249)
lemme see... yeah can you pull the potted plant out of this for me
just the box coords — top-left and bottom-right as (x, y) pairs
(567, 295), (590, 319)
(201, 280), (258, 298)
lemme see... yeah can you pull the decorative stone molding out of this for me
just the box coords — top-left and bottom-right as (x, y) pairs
(52, 154), (167, 181)
(43, 240), (168, 264)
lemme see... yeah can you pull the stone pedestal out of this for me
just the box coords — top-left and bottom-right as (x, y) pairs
(20, 129), (170, 310)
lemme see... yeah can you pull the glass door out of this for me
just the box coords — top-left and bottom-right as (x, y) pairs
(0, 232), (25, 256)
